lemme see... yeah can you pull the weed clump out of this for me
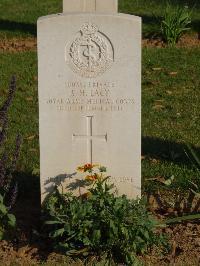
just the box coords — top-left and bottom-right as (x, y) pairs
(161, 2), (191, 46)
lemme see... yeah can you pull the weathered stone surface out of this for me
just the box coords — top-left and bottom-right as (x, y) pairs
(38, 12), (141, 202)
(63, 0), (118, 13)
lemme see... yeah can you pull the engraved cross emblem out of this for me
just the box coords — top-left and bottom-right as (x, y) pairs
(73, 116), (107, 164)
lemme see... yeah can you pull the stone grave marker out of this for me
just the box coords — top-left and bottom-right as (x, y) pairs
(63, 0), (118, 13)
(38, 0), (141, 202)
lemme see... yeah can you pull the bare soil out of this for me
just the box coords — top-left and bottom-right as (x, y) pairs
(0, 34), (199, 53)
(141, 223), (200, 266)
(0, 37), (37, 52)
(143, 33), (200, 48)
(0, 223), (199, 265)
(0, 192), (199, 266)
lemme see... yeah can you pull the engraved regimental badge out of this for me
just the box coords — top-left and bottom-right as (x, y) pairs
(66, 23), (114, 78)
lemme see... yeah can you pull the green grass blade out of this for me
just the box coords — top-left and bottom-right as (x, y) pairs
(166, 214), (200, 224)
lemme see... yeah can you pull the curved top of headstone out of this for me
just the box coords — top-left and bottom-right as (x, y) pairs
(63, 0), (118, 13)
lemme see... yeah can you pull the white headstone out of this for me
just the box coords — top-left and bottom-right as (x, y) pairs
(63, 0), (118, 13)
(38, 0), (141, 202)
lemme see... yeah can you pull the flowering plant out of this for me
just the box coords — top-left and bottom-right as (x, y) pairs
(77, 163), (107, 182)
(0, 77), (21, 239)
(43, 164), (168, 265)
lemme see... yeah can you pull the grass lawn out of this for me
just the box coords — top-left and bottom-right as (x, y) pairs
(0, 1), (199, 264)
(120, 0), (200, 36)
(0, 47), (199, 194)
(0, 52), (38, 173)
(142, 47), (200, 192)
(0, 0), (199, 38)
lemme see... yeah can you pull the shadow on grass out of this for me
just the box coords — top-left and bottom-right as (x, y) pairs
(127, 12), (199, 37)
(142, 136), (200, 168)
(0, 19), (36, 36)
(191, 19), (200, 35)
(10, 136), (200, 240)
(0, 15), (199, 39)
(13, 172), (40, 242)
(140, 15), (160, 38)
(10, 172), (57, 257)
(169, 0), (200, 8)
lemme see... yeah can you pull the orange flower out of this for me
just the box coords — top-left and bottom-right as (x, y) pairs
(77, 166), (85, 172)
(85, 173), (98, 181)
(77, 163), (100, 172)
(84, 164), (93, 171)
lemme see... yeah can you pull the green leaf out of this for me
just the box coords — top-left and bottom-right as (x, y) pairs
(110, 220), (118, 236)
(0, 203), (7, 215)
(99, 166), (107, 172)
(166, 214), (200, 224)
(164, 175), (174, 186)
(52, 228), (65, 238)
(0, 230), (4, 241)
(45, 220), (63, 225)
(0, 194), (4, 203)
(7, 214), (16, 227)
(143, 231), (150, 240)
(66, 248), (89, 256)
(92, 230), (101, 242)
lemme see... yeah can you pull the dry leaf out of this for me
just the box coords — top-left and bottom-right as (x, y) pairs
(152, 104), (165, 110)
(26, 135), (35, 140)
(17, 246), (29, 257)
(148, 195), (160, 211)
(26, 97), (33, 101)
(169, 72), (178, 76)
(154, 99), (165, 103)
(29, 148), (37, 153)
(151, 176), (166, 183)
(152, 67), (162, 71)
(150, 158), (159, 164)
(166, 90), (173, 95)
(146, 175), (174, 186)
(166, 208), (174, 214)
(170, 240), (177, 264)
